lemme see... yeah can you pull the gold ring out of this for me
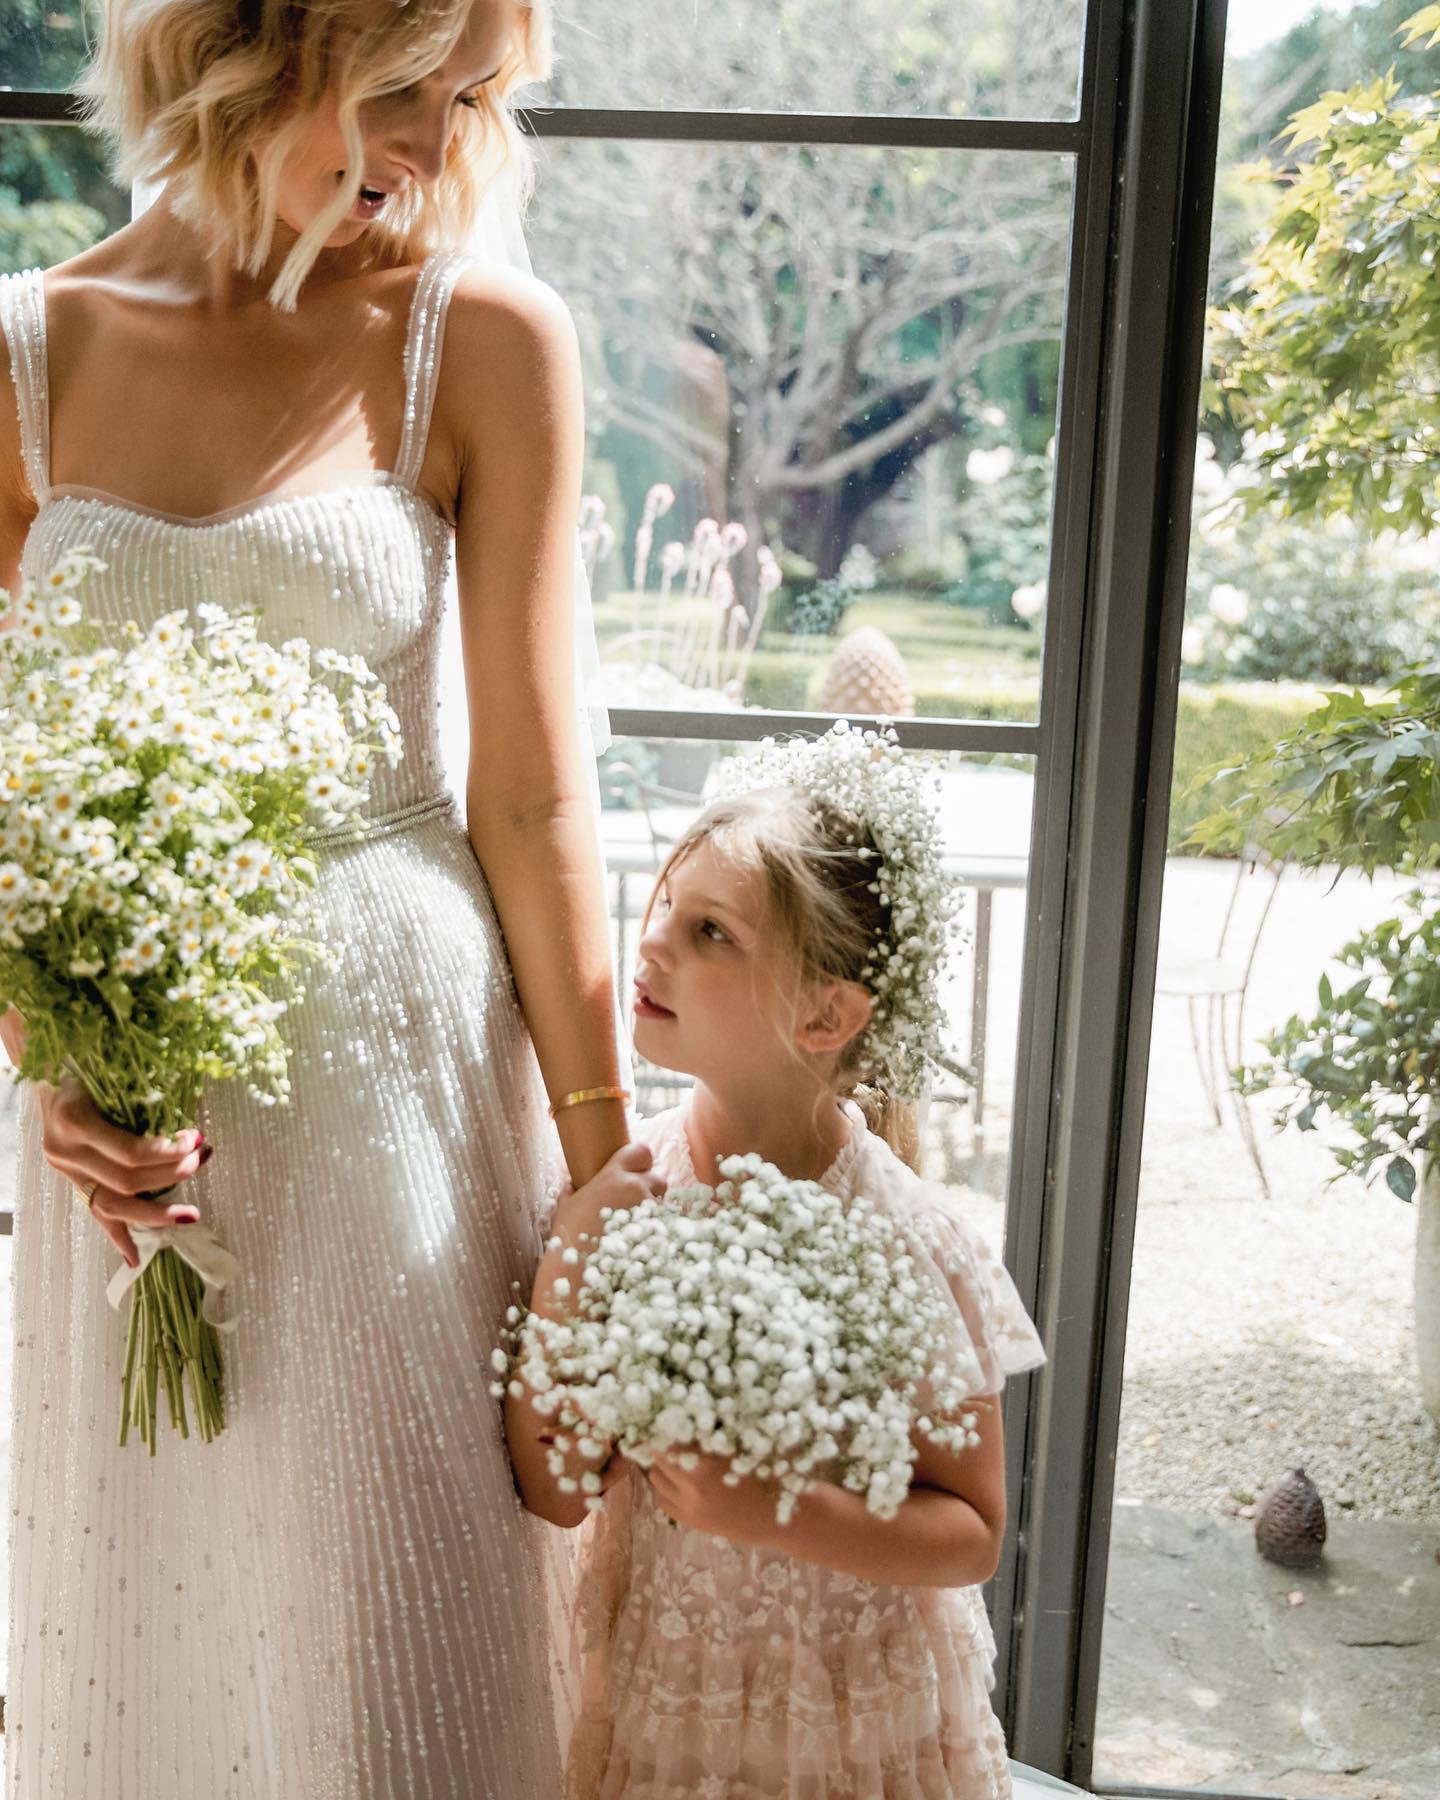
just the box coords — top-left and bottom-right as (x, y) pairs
(74, 1178), (99, 1212)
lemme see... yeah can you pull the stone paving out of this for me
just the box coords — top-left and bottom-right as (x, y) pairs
(1094, 1505), (1439, 1800)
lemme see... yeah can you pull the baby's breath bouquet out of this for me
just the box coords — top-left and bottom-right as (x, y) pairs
(0, 548), (401, 1451)
(501, 1156), (984, 1523)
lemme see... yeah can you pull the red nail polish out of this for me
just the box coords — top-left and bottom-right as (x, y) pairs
(198, 1145), (214, 1167)
(172, 1209), (200, 1226)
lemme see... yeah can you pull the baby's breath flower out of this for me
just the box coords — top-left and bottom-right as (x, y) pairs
(508, 1157), (985, 1525)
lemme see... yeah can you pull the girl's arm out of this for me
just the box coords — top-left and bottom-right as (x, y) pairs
(503, 1143), (664, 1527)
(446, 268), (626, 1189)
(645, 1394), (1008, 1589)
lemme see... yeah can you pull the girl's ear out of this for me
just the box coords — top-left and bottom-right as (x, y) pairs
(796, 981), (874, 1055)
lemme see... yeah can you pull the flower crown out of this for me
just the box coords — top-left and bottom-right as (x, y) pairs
(714, 720), (960, 1100)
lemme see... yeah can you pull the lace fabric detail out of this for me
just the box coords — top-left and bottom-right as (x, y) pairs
(565, 1108), (1045, 1798)
(0, 268), (50, 503)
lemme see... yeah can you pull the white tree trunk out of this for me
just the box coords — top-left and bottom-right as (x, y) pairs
(1418, 1156), (1440, 1427)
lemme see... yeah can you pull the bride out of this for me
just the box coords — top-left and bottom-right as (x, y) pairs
(0, 0), (658, 1793)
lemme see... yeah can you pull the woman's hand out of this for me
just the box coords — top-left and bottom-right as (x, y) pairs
(645, 1451), (783, 1549)
(37, 1076), (212, 1268)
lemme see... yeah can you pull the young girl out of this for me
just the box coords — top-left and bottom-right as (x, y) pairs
(508, 724), (1052, 1798)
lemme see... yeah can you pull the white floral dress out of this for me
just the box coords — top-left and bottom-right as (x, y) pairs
(566, 1105), (1047, 1799)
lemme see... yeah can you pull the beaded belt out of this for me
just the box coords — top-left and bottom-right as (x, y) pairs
(297, 790), (456, 851)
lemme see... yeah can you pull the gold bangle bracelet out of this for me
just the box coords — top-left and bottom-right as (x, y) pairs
(548, 1085), (631, 1120)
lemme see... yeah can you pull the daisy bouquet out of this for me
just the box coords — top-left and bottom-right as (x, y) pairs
(501, 1155), (984, 1523)
(0, 548), (401, 1450)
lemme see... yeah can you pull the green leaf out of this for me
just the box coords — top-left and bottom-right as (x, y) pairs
(1385, 1155), (1417, 1201)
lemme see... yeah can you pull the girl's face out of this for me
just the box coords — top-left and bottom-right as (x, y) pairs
(272, 0), (520, 244)
(632, 837), (815, 1090)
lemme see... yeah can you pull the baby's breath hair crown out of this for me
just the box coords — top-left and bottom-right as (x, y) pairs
(714, 720), (960, 1099)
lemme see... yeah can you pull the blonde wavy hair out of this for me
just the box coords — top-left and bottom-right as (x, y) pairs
(77, 0), (551, 308)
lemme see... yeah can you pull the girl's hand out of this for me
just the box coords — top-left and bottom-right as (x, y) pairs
(645, 1450), (783, 1548)
(37, 1076), (212, 1268)
(553, 1139), (665, 1247)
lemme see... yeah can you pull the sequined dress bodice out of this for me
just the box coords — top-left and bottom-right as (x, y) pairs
(0, 255), (571, 1799)
(5, 253), (473, 826)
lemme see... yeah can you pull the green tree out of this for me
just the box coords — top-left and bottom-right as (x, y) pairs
(1207, 7), (1440, 535)
(529, 0), (1077, 576)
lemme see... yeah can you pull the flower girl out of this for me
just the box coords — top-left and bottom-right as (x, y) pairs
(508, 724), (1049, 1798)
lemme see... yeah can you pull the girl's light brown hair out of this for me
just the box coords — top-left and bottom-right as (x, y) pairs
(655, 788), (922, 1169)
(77, 0), (551, 309)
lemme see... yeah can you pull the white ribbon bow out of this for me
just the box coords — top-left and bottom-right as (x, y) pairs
(106, 1224), (242, 1335)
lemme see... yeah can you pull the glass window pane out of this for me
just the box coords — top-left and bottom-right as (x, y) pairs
(0, 1), (94, 91)
(0, 123), (129, 275)
(528, 141), (1070, 725)
(543, 0), (1083, 121)
(1095, 5), (1440, 1793)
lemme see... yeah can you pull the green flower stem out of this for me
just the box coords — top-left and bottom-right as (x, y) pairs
(122, 1247), (228, 1448)
(154, 1256), (189, 1440)
(59, 1072), (227, 1448)
(144, 1291), (160, 1456)
(118, 1277), (141, 1450)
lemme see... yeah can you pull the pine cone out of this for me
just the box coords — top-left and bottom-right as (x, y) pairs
(815, 627), (915, 718)
(1254, 1467), (1327, 1569)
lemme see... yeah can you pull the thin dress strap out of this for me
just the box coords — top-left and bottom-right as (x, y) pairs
(0, 268), (51, 504)
(394, 249), (473, 492)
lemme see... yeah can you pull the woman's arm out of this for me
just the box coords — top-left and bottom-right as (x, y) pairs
(644, 1395), (1008, 1589)
(446, 268), (625, 1189)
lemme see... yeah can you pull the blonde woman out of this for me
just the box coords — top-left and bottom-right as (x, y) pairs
(0, 1), (654, 1792)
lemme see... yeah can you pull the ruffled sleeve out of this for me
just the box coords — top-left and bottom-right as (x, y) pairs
(854, 1139), (1046, 1397)
(914, 1183), (1046, 1395)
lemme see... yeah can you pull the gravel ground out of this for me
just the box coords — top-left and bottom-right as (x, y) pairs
(1116, 1110), (1433, 1523)
(935, 854), (1439, 1528)
(1121, 859), (1437, 1528)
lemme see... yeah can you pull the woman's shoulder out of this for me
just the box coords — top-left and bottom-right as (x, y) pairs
(435, 256), (581, 484)
(443, 258), (578, 380)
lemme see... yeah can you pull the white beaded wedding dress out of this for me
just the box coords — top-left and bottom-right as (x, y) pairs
(0, 251), (580, 1798)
